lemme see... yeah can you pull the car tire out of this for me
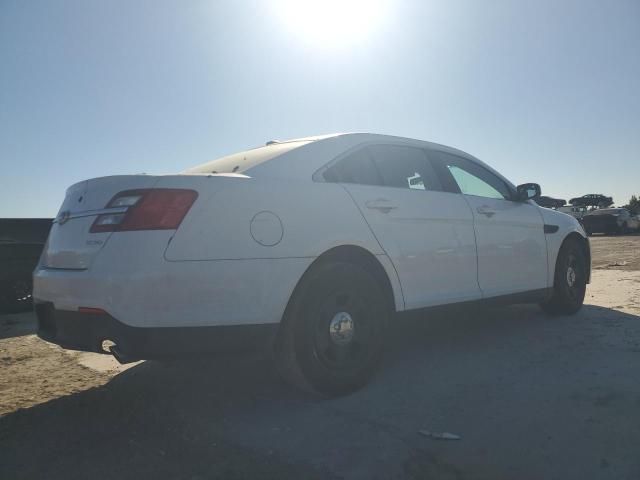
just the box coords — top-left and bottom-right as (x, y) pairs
(540, 238), (587, 315)
(275, 261), (389, 396)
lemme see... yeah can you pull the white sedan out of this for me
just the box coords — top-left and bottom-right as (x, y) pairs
(34, 133), (590, 395)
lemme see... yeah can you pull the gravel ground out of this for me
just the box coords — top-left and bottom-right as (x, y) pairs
(1, 235), (640, 479)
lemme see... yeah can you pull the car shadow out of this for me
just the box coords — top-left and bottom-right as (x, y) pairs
(2, 303), (640, 479)
(0, 311), (36, 339)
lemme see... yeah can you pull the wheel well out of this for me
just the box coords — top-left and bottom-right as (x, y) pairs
(303, 245), (397, 311)
(562, 232), (591, 283)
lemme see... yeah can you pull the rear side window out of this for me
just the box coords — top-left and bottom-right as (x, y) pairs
(324, 145), (443, 191)
(323, 148), (382, 186)
(368, 145), (442, 191)
(431, 151), (512, 200)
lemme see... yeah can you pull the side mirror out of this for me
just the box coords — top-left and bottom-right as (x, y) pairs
(516, 183), (541, 202)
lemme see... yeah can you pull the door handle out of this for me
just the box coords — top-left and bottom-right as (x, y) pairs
(476, 206), (496, 217)
(365, 199), (397, 214)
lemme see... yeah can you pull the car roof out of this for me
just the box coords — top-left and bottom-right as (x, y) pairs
(255, 132), (514, 185)
(185, 133), (515, 189)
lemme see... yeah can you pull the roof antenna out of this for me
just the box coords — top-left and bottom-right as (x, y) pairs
(265, 140), (280, 146)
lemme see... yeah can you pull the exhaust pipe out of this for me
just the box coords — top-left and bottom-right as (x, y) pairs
(100, 339), (137, 364)
(110, 345), (138, 365)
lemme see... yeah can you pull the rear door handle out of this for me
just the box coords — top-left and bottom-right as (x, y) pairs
(365, 199), (397, 214)
(476, 206), (496, 217)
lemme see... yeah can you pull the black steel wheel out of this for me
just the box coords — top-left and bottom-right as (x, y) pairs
(540, 238), (587, 315)
(275, 262), (389, 396)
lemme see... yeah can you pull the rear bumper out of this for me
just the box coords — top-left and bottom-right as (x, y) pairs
(32, 254), (313, 328)
(35, 302), (278, 360)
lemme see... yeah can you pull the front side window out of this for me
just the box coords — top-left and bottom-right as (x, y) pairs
(448, 166), (506, 199)
(433, 152), (512, 200)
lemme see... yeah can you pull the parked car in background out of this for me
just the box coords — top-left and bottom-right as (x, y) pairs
(1, 218), (52, 313)
(582, 208), (639, 235)
(33, 133), (591, 395)
(558, 205), (588, 221)
(569, 194), (613, 208)
(535, 196), (566, 209)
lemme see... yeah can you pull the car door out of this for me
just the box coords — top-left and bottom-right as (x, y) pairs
(430, 151), (548, 298)
(322, 144), (480, 310)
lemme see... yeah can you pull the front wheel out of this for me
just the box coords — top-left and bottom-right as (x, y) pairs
(540, 239), (587, 315)
(275, 262), (389, 396)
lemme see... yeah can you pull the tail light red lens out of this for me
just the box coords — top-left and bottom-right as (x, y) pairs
(90, 189), (198, 233)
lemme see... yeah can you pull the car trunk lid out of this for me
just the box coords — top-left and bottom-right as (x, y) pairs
(42, 175), (158, 269)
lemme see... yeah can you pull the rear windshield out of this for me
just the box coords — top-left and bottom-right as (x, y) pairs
(183, 141), (310, 175)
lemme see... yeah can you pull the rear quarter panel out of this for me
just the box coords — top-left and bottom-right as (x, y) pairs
(159, 176), (406, 321)
(164, 178), (385, 260)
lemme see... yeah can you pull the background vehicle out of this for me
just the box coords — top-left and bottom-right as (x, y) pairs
(535, 196), (566, 209)
(569, 194), (613, 209)
(557, 205), (588, 221)
(1, 218), (52, 313)
(582, 208), (639, 235)
(33, 133), (590, 395)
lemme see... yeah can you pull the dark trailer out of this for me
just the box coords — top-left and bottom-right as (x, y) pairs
(1, 218), (52, 313)
(581, 208), (634, 236)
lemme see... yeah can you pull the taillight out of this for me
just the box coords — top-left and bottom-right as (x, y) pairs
(90, 189), (198, 233)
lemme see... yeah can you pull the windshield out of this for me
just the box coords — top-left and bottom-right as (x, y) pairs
(183, 141), (310, 175)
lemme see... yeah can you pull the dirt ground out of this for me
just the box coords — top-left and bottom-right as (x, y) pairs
(1, 235), (640, 479)
(589, 232), (640, 270)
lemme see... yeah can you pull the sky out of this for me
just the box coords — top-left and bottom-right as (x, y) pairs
(1, 0), (639, 218)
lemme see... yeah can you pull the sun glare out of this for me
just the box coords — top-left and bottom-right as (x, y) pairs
(273, 0), (390, 49)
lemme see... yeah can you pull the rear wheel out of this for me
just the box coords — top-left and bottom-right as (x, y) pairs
(540, 239), (587, 315)
(275, 262), (389, 396)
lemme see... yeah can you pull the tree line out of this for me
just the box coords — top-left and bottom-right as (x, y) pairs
(623, 195), (640, 215)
